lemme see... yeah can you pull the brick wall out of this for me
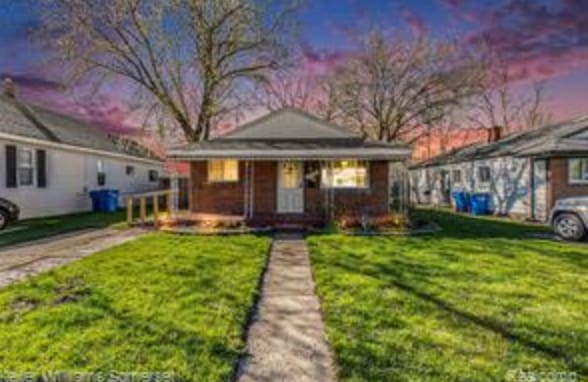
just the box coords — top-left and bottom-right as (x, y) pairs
(252, 161), (277, 214)
(190, 161), (245, 215)
(190, 160), (390, 222)
(333, 160), (389, 218)
(549, 157), (588, 207)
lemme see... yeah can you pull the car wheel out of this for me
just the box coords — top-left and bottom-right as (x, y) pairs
(553, 213), (586, 241)
(0, 210), (7, 231)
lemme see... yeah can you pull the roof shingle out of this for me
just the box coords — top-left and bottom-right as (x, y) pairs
(0, 95), (160, 161)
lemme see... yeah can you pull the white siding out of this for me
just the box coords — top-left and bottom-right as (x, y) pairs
(0, 138), (163, 219)
(532, 159), (548, 222)
(411, 155), (532, 216)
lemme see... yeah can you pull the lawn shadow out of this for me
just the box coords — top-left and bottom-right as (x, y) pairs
(318, 245), (587, 376)
(415, 209), (588, 269)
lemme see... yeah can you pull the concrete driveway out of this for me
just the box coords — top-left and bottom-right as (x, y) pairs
(0, 228), (145, 288)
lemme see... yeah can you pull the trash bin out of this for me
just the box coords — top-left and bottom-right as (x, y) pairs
(452, 191), (470, 212)
(89, 190), (103, 212)
(470, 193), (491, 215)
(101, 190), (120, 213)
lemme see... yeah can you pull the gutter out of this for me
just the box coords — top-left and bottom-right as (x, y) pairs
(168, 148), (412, 161)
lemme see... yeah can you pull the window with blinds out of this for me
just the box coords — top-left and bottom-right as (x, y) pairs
(208, 160), (239, 182)
(321, 160), (369, 189)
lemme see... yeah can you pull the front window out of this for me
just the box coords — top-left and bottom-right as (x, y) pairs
(18, 148), (34, 186)
(208, 160), (239, 182)
(477, 166), (491, 183)
(149, 170), (159, 182)
(452, 169), (462, 183)
(97, 159), (106, 186)
(321, 160), (369, 189)
(569, 158), (588, 183)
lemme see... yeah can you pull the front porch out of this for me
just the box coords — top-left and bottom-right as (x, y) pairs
(185, 159), (409, 227)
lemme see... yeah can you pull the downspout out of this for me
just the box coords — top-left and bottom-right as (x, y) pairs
(243, 160), (250, 220)
(249, 161), (255, 219)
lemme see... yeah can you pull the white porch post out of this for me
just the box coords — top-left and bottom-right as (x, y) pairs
(171, 171), (179, 217)
(243, 160), (250, 219)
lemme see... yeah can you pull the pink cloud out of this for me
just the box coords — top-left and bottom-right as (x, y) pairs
(6, 73), (138, 135)
(458, 0), (588, 83)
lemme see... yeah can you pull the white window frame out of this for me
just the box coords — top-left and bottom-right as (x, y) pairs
(321, 160), (370, 189)
(97, 159), (106, 186)
(17, 147), (35, 187)
(568, 158), (588, 184)
(452, 169), (462, 184)
(477, 165), (491, 184)
(207, 159), (239, 183)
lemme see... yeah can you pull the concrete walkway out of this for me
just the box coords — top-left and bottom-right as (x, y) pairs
(237, 234), (337, 382)
(0, 228), (145, 288)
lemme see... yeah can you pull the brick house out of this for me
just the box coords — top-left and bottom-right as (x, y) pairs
(410, 116), (588, 221)
(168, 108), (411, 226)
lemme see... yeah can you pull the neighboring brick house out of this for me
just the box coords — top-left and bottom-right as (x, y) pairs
(410, 116), (588, 222)
(168, 108), (411, 226)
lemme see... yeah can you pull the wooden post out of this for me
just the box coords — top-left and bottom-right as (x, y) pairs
(127, 197), (134, 225)
(153, 195), (159, 227)
(139, 197), (147, 224)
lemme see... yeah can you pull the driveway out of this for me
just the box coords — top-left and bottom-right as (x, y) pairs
(0, 228), (145, 288)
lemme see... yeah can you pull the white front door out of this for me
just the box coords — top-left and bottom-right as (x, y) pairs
(277, 161), (304, 213)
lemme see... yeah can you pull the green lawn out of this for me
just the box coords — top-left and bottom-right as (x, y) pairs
(0, 233), (270, 380)
(308, 210), (587, 382)
(0, 211), (126, 248)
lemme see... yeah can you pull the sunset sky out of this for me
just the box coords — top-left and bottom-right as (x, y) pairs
(1, 0), (587, 152)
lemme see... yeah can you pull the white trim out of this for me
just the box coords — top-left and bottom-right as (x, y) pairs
(567, 157), (588, 184)
(169, 148), (411, 161)
(0, 132), (163, 165)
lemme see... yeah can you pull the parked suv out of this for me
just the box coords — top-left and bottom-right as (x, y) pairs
(0, 198), (20, 230)
(550, 197), (588, 241)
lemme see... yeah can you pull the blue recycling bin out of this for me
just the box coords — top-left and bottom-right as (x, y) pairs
(89, 190), (103, 212)
(470, 193), (491, 215)
(101, 190), (120, 213)
(452, 191), (470, 212)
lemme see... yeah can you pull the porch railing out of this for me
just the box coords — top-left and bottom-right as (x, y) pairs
(126, 189), (177, 227)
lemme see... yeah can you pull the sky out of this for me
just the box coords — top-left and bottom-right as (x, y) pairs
(1, 0), (588, 145)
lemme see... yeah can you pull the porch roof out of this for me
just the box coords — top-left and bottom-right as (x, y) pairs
(168, 138), (411, 161)
(168, 108), (411, 161)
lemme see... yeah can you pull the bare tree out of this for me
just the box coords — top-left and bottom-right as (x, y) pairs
(252, 67), (320, 112)
(468, 64), (551, 133)
(37, 0), (299, 142)
(323, 30), (484, 143)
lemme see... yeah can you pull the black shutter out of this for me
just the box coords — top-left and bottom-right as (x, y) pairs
(5, 145), (17, 188)
(37, 149), (47, 188)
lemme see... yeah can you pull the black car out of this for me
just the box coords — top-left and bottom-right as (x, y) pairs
(0, 198), (20, 230)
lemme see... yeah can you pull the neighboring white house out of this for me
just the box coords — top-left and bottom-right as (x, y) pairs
(0, 83), (164, 219)
(410, 118), (588, 222)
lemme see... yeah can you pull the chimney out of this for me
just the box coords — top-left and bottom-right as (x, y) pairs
(2, 77), (16, 98)
(487, 125), (503, 143)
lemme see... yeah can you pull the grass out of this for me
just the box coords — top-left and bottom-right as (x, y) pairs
(0, 233), (270, 380)
(0, 211), (127, 248)
(308, 209), (587, 381)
